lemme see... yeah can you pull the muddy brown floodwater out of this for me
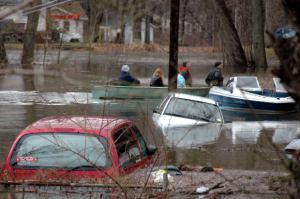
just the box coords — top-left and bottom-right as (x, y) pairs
(0, 56), (298, 198)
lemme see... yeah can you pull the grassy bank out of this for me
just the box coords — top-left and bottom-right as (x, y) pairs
(4, 42), (276, 56)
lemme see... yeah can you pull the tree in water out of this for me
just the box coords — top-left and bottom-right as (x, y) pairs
(0, 13), (8, 66)
(169, 0), (180, 91)
(21, 0), (41, 68)
(252, 0), (268, 72)
(212, 0), (247, 73)
(0, 32), (7, 67)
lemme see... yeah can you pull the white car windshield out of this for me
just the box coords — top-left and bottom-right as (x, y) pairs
(11, 133), (111, 170)
(164, 98), (222, 122)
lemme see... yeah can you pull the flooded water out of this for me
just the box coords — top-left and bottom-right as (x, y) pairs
(1, 94), (299, 171)
(0, 61), (298, 198)
(0, 58), (299, 169)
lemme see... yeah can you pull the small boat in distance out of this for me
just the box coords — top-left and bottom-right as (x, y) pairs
(208, 76), (297, 114)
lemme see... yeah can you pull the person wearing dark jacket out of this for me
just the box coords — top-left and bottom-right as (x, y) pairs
(150, 68), (164, 87)
(118, 65), (140, 85)
(205, 62), (224, 86)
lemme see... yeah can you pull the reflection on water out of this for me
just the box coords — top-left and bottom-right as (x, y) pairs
(231, 121), (300, 145)
(0, 90), (299, 171)
(222, 109), (299, 122)
(162, 123), (222, 148)
(163, 120), (300, 170)
(0, 91), (93, 105)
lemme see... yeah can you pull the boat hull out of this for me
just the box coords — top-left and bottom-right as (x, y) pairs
(209, 87), (297, 114)
(92, 86), (209, 99)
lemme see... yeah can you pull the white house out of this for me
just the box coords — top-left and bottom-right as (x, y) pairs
(99, 10), (154, 44)
(0, 0), (87, 42)
(48, 2), (88, 42)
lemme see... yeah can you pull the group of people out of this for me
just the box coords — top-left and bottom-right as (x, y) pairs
(117, 61), (224, 87)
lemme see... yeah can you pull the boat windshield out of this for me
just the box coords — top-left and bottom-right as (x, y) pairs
(273, 78), (287, 92)
(164, 97), (223, 123)
(10, 133), (111, 170)
(236, 77), (261, 90)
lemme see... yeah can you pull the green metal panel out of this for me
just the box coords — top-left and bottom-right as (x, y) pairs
(92, 86), (209, 99)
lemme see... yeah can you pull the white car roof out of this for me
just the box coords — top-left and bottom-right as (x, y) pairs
(171, 93), (217, 105)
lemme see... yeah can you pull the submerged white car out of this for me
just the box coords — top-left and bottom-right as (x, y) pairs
(152, 93), (224, 130)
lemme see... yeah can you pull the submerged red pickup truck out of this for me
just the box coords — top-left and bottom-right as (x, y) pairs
(0, 116), (156, 184)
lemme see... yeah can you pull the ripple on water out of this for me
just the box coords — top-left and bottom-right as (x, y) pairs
(0, 91), (98, 105)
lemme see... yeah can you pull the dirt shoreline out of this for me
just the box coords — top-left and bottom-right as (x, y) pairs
(4, 43), (276, 56)
(0, 169), (290, 198)
(123, 167), (290, 198)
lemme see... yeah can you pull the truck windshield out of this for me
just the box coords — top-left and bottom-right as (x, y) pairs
(10, 133), (111, 170)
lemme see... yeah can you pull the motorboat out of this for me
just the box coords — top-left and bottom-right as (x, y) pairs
(209, 76), (297, 114)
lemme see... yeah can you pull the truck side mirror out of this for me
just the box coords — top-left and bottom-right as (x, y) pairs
(147, 145), (157, 156)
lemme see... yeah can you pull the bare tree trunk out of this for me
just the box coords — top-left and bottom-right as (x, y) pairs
(180, 0), (189, 46)
(132, 0), (144, 42)
(88, 11), (101, 42)
(145, 15), (151, 44)
(133, 17), (142, 42)
(117, 0), (130, 44)
(80, 0), (103, 43)
(120, 23), (125, 43)
(169, 0), (180, 91)
(212, 0), (247, 73)
(21, 0), (41, 68)
(0, 20), (8, 66)
(94, 14), (104, 42)
(252, 0), (268, 72)
(119, 14), (125, 44)
(0, 33), (8, 67)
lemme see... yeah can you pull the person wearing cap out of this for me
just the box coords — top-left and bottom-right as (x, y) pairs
(205, 62), (224, 87)
(118, 64), (140, 85)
